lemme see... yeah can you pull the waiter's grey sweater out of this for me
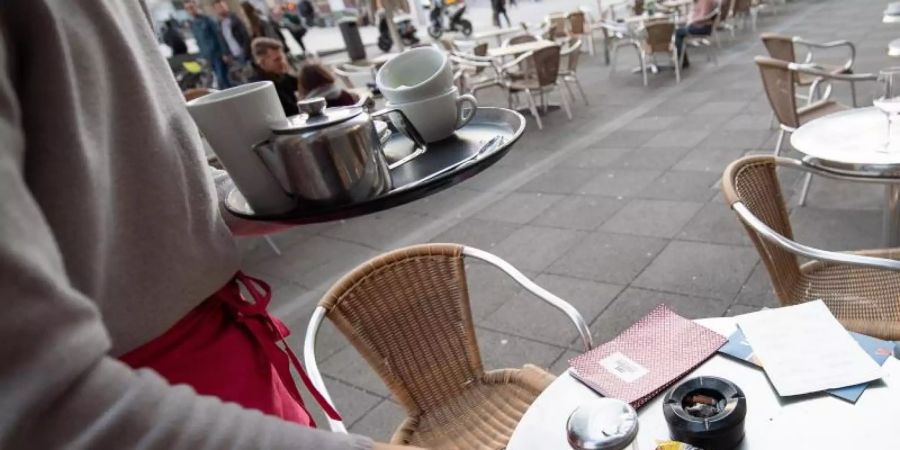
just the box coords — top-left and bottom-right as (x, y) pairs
(0, 1), (370, 449)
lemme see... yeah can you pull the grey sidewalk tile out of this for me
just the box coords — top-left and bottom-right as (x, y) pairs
(597, 129), (657, 147)
(308, 377), (383, 427)
(475, 192), (565, 224)
(491, 226), (586, 272)
(463, 164), (522, 192)
(790, 207), (882, 252)
(677, 201), (752, 246)
(692, 101), (749, 116)
(321, 346), (391, 397)
(578, 168), (663, 198)
(531, 195), (625, 231)
(697, 129), (774, 150)
(633, 241), (759, 301)
(642, 130), (712, 148)
(672, 146), (748, 173)
(600, 199), (704, 238)
(621, 115), (679, 131)
(349, 399), (407, 442)
(466, 260), (534, 321)
(638, 170), (719, 202)
(722, 114), (776, 131)
(245, 235), (379, 289)
(610, 145), (694, 170)
(476, 327), (565, 372)
(481, 274), (623, 347)
(559, 147), (632, 169)
(397, 186), (484, 216)
(793, 176), (884, 211)
(321, 211), (436, 250)
(549, 349), (582, 375)
(547, 231), (668, 285)
(725, 304), (763, 317)
(520, 167), (599, 194)
(431, 218), (521, 250)
(589, 287), (728, 344)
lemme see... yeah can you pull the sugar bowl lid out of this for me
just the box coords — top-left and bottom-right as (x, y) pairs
(272, 97), (362, 134)
(567, 398), (639, 450)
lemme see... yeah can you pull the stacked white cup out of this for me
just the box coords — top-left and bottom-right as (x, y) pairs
(376, 47), (478, 143)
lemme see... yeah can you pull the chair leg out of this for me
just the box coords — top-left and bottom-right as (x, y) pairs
(798, 172), (813, 207)
(573, 75), (589, 106)
(539, 89), (547, 113)
(850, 81), (858, 107)
(524, 88), (543, 130)
(638, 49), (648, 87)
(609, 44), (619, 77)
(774, 128), (786, 156)
(672, 50), (681, 84)
(563, 79), (577, 106)
(558, 84), (573, 120)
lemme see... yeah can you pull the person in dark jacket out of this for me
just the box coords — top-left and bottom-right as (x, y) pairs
(492, 0), (511, 27)
(185, 0), (232, 88)
(162, 19), (188, 55)
(213, 0), (252, 65)
(298, 0), (316, 27)
(249, 38), (300, 116)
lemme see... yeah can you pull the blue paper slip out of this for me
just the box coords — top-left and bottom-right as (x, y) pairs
(718, 329), (893, 403)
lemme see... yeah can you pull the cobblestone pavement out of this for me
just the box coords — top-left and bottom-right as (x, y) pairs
(242, 0), (897, 440)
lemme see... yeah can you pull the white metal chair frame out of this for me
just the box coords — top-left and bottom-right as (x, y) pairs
(501, 47), (574, 130)
(606, 18), (681, 86)
(679, 7), (722, 69)
(449, 51), (506, 96)
(560, 39), (590, 106)
(303, 246), (593, 433)
(791, 36), (857, 105)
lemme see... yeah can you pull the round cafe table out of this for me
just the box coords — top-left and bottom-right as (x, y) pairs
(506, 317), (900, 450)
(791, 107), (900, 247)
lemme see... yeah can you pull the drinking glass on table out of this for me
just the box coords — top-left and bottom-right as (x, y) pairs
(874, 67), (900, 152)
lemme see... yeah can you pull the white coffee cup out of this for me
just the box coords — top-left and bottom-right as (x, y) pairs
(376, 47), (454, 104)
(186, 81), (295, 215)
(387, 87), (478, 143)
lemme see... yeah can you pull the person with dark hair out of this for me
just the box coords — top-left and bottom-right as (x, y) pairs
(298, 0), (316, 27)
(250, 37), (300, 115)
(162, 18), (188, 55)
(297, 63), (357, 107)
(241, 1), (281, 40)
(271, 4), (307, 55)
(213, 0), (252, 65)
(184, 0), (232, 88)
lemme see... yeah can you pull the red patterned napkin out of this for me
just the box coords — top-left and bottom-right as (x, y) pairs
(569, 304), (726, 408)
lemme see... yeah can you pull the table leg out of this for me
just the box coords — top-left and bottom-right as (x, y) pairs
(883, 184), (900, 247)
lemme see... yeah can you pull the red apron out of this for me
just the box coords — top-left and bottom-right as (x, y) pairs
(120, 272), (341, 427)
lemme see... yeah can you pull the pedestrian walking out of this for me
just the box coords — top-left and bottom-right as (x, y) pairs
(213, 0), (252, 65)
(299, 0), (316, 27)
(162, 18), (188, 56)
(185, 0), (232, 88)
(492, 0), (511, 27)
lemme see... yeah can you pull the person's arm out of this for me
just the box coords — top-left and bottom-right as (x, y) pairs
(0, 27), (369, 450)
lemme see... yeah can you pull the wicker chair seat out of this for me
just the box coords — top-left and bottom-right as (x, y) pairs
(393, 365), (555, 449)
(797, 100), (848, 125)
(797, 63), (851, 86)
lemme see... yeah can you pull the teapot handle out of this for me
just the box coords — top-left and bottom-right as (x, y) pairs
(371, 107), (428, 170)
(252, 139), (292, 194)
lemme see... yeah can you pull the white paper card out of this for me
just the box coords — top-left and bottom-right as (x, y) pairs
(736, 300), (883, 396)
(600, 351), (649, 383)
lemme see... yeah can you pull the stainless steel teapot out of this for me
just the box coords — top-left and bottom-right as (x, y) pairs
(254, 97), (426, 206)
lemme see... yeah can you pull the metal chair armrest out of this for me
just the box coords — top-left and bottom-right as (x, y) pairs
(793, 37), (856, 72)
(500, 51), (535, 72)
(732, 203), (900, 272)
(303, 307), (348, 433)
(788, 62), (875, 82)
(462, 246), (593, 351)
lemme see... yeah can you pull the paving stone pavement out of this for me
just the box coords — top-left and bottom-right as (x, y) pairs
(241, 0), (898, 440)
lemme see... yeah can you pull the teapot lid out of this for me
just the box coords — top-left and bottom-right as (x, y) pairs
(273, 97), (362, 134)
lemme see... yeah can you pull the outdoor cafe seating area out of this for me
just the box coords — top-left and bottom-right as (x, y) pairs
(194, 0), (900, 448)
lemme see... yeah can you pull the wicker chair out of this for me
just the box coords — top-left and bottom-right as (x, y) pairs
(503, 45), (573, 130)
(304, 244), (592, 448)
(761, 33), (857, 105)
(611, 19), (679, 86)
(560, 38), (589, 106)
(566, 10), (593, 55)
(679, 6), (722, 68)
(723, 155), (900, 340)
(449, 44), (504, 97)
(755, 56), (875, 205)
(729, 0), (757, 32)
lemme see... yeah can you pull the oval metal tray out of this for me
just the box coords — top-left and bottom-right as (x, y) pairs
(225, 107), (526, 223)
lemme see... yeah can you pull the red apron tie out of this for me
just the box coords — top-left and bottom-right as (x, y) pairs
(226, 272), (343, 424)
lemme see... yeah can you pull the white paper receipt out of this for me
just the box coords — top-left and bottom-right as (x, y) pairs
(736, 300), (883, 397)
(600, 352), (649, 383)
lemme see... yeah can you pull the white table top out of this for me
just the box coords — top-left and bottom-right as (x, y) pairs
(487, 40), (557, 58)
(791, 107), (900, 174)
(890, 38), (900, 57)
(507, 317), (900, 450)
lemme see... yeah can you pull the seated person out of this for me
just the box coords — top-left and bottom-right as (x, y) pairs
(675, 0), (717, 68)
(249, 37), (300, 115)
(297, 63), (358, 107)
